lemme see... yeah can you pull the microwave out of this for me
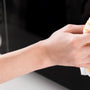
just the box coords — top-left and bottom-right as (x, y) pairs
(1, 0), (90, 90)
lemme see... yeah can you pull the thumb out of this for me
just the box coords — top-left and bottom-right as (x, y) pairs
(63, 24), (84, 34)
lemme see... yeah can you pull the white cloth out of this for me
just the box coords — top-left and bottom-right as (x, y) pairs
(80, 17), (90, 76)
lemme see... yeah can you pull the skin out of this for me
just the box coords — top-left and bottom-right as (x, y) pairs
(0, 24), (90, 83)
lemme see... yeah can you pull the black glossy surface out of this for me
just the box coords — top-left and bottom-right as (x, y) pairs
(1, 0), (90, 90)
(0, 0), (8, 53)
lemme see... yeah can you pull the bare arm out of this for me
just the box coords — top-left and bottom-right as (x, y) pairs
(0, 24), (90, 84)
(0, 42), (51, 83)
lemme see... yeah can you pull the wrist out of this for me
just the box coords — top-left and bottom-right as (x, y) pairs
(36, 40), (54, 69)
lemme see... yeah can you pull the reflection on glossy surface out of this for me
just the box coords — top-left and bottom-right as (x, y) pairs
(0, 72), (69, 90)
(0, 0), (9, 53)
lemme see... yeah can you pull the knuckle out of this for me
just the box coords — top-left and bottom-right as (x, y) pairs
(66, 24), (73, 28)
(66, 24), (74, 29)
(63, 24), (75, 32)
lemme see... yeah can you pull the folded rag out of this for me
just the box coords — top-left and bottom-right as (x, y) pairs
(80, 17), (90, 76)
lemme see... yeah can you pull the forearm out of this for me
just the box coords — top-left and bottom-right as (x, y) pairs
(0, 24), (86, 84)
(0, 41), (51, 84)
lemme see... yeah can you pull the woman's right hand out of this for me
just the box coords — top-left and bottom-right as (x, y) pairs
(41, 24), (90, 68)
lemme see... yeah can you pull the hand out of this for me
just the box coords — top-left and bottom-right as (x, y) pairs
(42, 24), (90, 68)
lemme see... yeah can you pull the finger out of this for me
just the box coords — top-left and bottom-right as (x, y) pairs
(62, 24), (84, 34)
(75, 34), (90, 47)
(75, 47), (90, 64)
(79, 53), (90, 65)
(82, 34), (90, 46)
